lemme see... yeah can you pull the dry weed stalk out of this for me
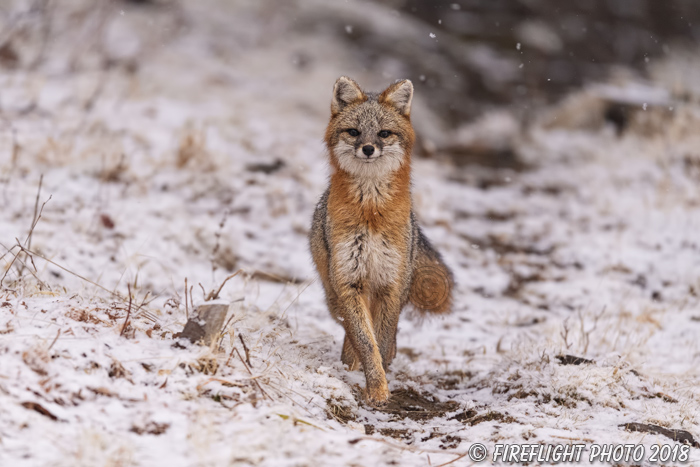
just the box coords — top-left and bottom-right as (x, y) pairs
(210, 209), (230, 277)
(184, 277), (189, 319)
(560, 317), (572, 349)
(238, 334), (252, 368)
(176, 128), (209, 169)
(47, 329), (61, 351)
(560, 306), (606, 353)
(22, 175), (44, 274)
(120, 284), (133, 338)
(13, 242), (159, 325)
(222, 342), (269, 402)
(0, 241), (48, 290)
(0, 177), (51, 288)
(578, 306), (606, 354)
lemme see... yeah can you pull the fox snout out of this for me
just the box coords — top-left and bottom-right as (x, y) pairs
(358, 144), (378, 160)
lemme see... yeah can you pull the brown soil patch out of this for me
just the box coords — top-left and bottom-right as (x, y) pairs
(450, 409), (519, 426)
(376, 388), (459, 421)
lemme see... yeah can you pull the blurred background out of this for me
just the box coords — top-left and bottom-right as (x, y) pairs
(3, 0), (700, 161)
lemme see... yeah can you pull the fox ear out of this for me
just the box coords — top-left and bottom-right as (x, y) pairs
(331, 76), (365, 116)
(380, 79), (413, 116)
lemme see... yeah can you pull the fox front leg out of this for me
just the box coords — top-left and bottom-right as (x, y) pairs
(371, 285), (402, 371)
(340, 334), (360, 371)
(336, 286), (390, 404)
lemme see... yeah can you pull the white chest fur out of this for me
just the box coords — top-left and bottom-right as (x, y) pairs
(334, 227), (403, 287)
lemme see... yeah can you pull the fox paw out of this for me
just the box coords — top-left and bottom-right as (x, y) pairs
(365, 383), (390, 407)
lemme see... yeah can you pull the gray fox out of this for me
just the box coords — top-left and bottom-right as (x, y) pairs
(309, 77), (454, 404)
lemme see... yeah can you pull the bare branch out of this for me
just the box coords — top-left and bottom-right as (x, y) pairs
(205, 269), (243, 301)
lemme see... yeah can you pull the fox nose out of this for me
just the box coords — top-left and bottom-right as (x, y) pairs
(362, 145), (375, 157)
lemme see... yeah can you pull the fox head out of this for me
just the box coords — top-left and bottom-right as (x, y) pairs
(325, 77), (416, 178)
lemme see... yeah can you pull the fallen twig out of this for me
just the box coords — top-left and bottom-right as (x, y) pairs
(620, 423), (700, 448)
(195, 377), (251, 392)
(21, 401), (59, 421)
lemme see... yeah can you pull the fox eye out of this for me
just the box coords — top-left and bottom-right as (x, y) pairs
(378, 130), (391, 138)
(347, 129), (360, 137)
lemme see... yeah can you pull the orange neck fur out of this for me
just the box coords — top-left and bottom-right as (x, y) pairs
(328, 156), (412, 232)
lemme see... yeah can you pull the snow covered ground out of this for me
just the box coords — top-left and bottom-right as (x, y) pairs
(1, 1), (699, 466)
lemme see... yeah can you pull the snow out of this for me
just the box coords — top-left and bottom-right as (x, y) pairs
(1, 1), (699, 466)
